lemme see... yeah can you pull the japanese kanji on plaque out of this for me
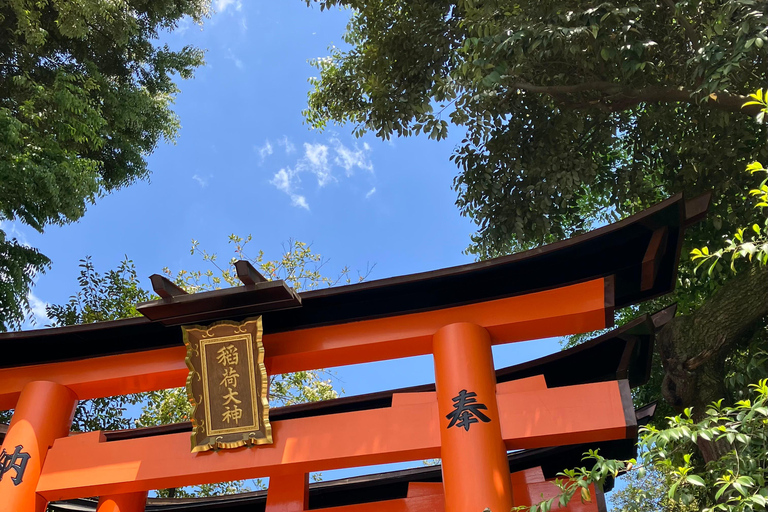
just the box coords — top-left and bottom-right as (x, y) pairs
(183, 317), (271, 452)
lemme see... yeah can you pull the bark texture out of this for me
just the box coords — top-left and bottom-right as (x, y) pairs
(656, 264), (768, 460)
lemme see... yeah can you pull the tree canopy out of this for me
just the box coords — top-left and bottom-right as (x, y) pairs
(304, 0), (766, 256)
(304, 0), (768, 423)
(0, 0), (208, 331)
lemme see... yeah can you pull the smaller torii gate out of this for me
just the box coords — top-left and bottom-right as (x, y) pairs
(0, 193), (708, 512)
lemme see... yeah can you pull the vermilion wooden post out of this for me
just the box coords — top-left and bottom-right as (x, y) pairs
(0, 381), (77, 512)
(96, 492), (148, 512)
(265, 473), (309, 512)
(433, 323), (513, 512)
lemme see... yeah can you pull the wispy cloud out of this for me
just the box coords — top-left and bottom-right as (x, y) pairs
(214, 0), (242, 13)
(303, 143), (333, 187)
(27, 292), (50, 327)
(174, 17), (192, 36)
(257, 140), (273, 163)
(365, 187), (377, 199)
(226, 48), (244, 69)
(291, 195), (310, 210)
(334, 140), (373, 176)
(270, 168), (309, 210)
(278, 135), (296, 154)
(0, 220), (31, 247)
(192, 174), (210, 188)
(268, 138), (375, 210)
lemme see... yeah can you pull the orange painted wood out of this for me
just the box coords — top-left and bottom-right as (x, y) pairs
(0, 381), (77, 512)
(0, 347), (187, 410)
(0, 279), (607, 409)
(499, 382), (628, 450)
(406, 482), (443, 498)
(433, 323), (512, 512)
(264, 279), (607, 374)
(512, 482), (600, 512)
(496, 374), (548, 395)
(261, 469), (595, 512)
(392, 375), (547, 408)
(96, 492), (148, 512)
(265, 473), (308, 512)
(37, 380), (629, 501)
(510, 467), (546, 485)
(301, 494), (446, 512)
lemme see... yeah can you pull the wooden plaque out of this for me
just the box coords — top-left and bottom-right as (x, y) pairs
(183, 317), (272, 452)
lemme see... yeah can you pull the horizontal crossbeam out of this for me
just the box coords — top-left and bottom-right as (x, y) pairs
(0, 279), (609, 409)
(37, 377), (633, 501)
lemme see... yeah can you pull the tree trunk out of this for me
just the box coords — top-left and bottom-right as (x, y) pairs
(656, 264), (768, 461)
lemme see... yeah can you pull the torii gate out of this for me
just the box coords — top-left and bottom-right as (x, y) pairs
(0, 193), (708, 512)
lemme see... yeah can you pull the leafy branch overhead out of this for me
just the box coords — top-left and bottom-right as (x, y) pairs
(305, 0), (767, 257)
(691, 90), (768, 274)
(0, 0), (208, 331)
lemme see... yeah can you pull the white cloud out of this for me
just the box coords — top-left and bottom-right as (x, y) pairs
(270, 168), (294, 193)
(0, 220), (30, 247)
(225, 48), (244, 69)
(28, 293), (49, 326)
(192, 174), (209, 188)
(174, 17), (192, 36)
(333, 138), (374, 176)
(270, 168), (310, 210)
(303, 143), (334, 187)
(267, 137), (377, 210)
(214, 0), (242, 13)
(257, 140), (273, 163)
(291, 195), (310, 210)
(278, 135), (296, 154)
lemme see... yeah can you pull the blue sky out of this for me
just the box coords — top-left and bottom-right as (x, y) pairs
(7, 0), (578, 489)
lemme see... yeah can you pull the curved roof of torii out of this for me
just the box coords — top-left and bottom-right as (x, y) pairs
(0, 192), (708, 368)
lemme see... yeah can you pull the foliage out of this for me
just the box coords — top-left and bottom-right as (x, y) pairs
(47, 257), (151, 326)
(609, 464), (698, 512)
(0, 0), (208, 331)
(305, 0), (767, 258)
(44, 257), (149, 431)
(519, 378), (768, 512)
(558, 89), (768, 429)
(164, 235), (373, 292)
(307, 1), (768, 427)
(691, 90), (768, 274)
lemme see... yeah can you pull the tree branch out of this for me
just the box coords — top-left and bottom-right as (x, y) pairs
(656, 265), (768, 420)
(661, 0), (701, 51)
(510, 81), (762, 116)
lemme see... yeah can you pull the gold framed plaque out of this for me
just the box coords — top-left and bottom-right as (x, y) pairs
(183, 317), (272, 452)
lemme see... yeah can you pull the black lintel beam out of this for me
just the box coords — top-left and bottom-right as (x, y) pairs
(641, 226), (668, 291)
(684, 191), (712, 227)
(149, 274), (188, 300)
(235, 260), (268, 286)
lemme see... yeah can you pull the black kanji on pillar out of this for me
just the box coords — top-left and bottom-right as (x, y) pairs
(0, 445), (30, 486)
(445, 389), (491, 431)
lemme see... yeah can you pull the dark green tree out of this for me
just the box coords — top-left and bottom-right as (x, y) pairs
(304, 0), (768, 437)
(0, 0), (208, 331)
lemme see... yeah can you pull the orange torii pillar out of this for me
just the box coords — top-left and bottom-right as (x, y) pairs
(0, 381), (78, 512)
(434, 323), (513, 512)
(96, 492), (149, 512)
